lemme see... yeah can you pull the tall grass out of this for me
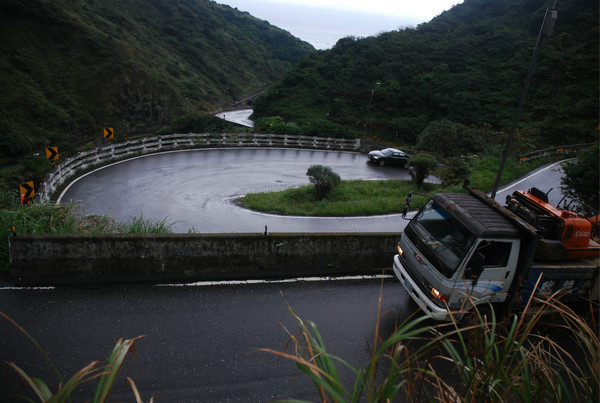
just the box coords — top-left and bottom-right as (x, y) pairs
(263, 285), (599, 402)
(124, 216), (173, 234)
(1, 311), (147, 402)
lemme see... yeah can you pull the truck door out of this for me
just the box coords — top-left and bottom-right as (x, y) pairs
(463, 240), (517, 301)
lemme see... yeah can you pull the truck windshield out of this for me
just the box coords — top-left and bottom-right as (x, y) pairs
(408, 199), (475, 278)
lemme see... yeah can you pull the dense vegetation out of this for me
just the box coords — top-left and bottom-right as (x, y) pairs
(253, 0), (598, 151)
(0, 0), (313, 166)
(561, 144), (600, 215)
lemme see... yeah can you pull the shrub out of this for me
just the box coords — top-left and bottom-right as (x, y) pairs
(253, 116), (285, 132)
(436, 157), (471, 186)
(408, 153), (437, 189)
(306, 165), (341, 200)
(296, 118), (356, 138)
(158, 111), (226, 134)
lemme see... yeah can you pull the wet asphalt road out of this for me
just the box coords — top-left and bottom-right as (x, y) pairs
(57, 147), (570, 234)
(58, 148), (416, 233)
(0, 277), (415, 402)
(492, 159), (572, 207)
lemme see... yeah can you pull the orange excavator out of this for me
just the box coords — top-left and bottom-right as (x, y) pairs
(506, 187), (600, 261)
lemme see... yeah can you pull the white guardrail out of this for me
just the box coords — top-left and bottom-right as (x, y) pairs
(39, 133), (361, 202)
(518, 143), (595, 163)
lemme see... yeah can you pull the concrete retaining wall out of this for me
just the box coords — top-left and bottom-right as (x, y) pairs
(9, 233), (400, 285)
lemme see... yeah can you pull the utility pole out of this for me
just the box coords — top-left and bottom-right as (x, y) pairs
(491, 4), (558, 199)
(362, 82), (380, 146)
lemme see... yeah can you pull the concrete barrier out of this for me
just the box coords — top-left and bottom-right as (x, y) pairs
(9, 233), (400, 286)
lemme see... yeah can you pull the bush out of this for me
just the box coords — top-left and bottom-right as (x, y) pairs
(254, 116), (285, 132)
(158, 111), (227, 134)
(436, 157), (471, 186)
(409, 153), (437, 189)
(296, 118), (356, 138)
(306, 165), (341, 200)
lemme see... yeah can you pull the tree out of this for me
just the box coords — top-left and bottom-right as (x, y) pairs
(560, 144), (599, 215)
(409, 153), (437, 189)
(306, 165), (341, 200)
(436, 157), (471, 186)
(416, 119), (484, 158)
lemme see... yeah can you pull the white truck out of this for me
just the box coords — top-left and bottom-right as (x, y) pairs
(393, 186), (599, 321)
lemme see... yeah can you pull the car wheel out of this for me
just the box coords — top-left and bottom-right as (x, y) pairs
(379, 159), (385, 166)
(403, 160), (409, 169)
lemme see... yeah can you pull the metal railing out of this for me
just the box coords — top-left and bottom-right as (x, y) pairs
(39, 133), (361, 202)
(518, 143), (594, 163)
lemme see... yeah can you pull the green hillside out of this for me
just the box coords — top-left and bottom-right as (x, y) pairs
(0, 0), (313, 163)
(253, 0), (598, 149)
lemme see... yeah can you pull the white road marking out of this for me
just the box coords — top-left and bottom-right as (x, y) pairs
(158, 274), (393, 287)
(496, 159), (572, 194)
(0, 274), (393, 291)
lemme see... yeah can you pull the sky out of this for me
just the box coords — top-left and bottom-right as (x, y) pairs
(224, 0), (464, 20)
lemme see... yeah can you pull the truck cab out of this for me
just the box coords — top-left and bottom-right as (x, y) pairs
(394, 188), (599, 321)
(394, 192), (526, 321)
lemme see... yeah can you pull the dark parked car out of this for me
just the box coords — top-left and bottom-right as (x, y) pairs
(368, 148), (410, 167)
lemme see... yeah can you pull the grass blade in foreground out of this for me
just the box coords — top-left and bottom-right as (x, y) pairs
(92, 336), (146, 402)
(263, 289), (599, 402)
(2, 311), (146, 402)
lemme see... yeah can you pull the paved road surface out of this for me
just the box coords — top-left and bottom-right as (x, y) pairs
(215, 108), (254, 127)
(0, 277), (415, 402)
(493, 159), (572, 206)
(58, 148), (416, 233)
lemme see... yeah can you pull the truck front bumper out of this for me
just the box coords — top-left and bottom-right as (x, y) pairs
(393, 254), (452, 321)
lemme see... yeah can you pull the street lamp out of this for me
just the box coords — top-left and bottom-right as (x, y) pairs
(362, 82), (380, 145)
(490, 5), (558, 199)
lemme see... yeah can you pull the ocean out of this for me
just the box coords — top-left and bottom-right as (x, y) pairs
(218, 0), (422, 49)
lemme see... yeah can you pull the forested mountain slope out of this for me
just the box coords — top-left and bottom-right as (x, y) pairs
(253, 0), (598, 148)
(0, 0), (313, 161)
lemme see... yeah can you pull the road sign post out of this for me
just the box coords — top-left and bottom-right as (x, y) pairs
(19, 181), (35, 204)
(45, 147), (59, 165)
(103, 127), (114, 144)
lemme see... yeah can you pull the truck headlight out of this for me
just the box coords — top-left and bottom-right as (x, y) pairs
(431, 287), (449, 303)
